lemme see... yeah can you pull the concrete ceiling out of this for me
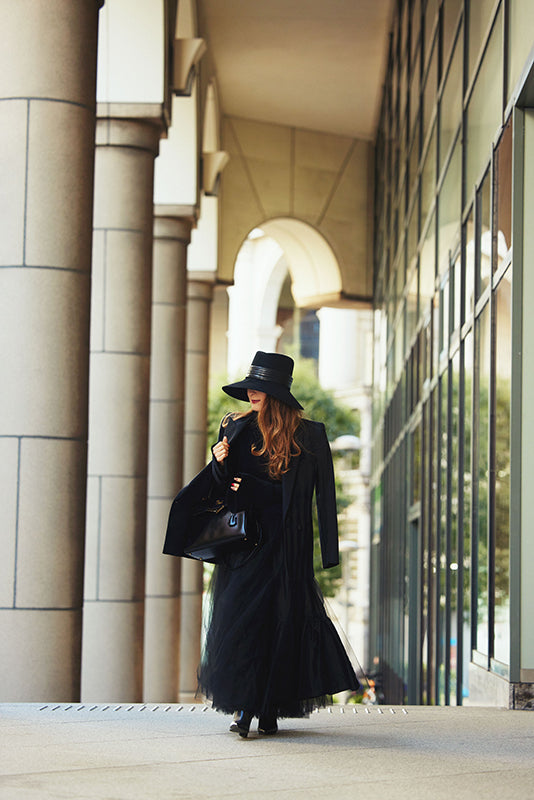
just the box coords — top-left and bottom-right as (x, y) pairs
(198, 0), (394, 141)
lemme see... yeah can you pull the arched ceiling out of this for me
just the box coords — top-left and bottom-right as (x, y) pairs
(197, 0), (394, 140)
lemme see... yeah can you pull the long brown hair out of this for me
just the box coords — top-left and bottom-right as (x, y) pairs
(228, 395), (302, 479)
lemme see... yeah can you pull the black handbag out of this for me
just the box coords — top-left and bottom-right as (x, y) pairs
(184, 498), (261, 565)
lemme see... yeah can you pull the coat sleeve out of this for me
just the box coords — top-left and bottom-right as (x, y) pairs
(314, 422), (340, 569)
(162, 463), (214, 557)
(211, 416), (231, 487)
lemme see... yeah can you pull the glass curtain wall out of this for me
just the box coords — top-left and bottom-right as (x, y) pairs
(371, 0), (514, 705)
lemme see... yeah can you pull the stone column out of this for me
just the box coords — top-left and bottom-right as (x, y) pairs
(82, 116), (163, 702)
(0, 0), (103, 702)
(143, 211), (193, 702)
(179, 278), (214, 702)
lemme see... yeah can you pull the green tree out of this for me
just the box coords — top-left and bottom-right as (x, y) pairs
(208, 360), (360, 596)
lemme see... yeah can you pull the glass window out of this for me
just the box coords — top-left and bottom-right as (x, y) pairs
(406, 264), (419, 346)
(465, 7), (503, 191)
(412, 0), (422, 63)
(407, 195), (419, 266)
(409, 122), (421, 202)
(452, 246), (462, 333)
(395, 301), (406, 380)
(450, 350), (461, 704)
(463, 329), (474, 699)
(438, 370), (449, 704)
(507, 0), (534, 102)
(429, 384), (439, 703)
(440, 277), (450, 357)
(410, 47), (421, 136)
(493, 270), (511, 665)
(477, 169), (491, 299)
(440, 26), (463, 175)
(493, 116), (513, 271)
(401, 0), (409, 61)
(421, 209), (436, 316)
(443, 0), (462, 68)
(400, 54), (409, 131)
(438, 137), (462, 276)
(464, 207), (475, 321)
(432, 290), (440, 377)
(412, 421), (422, 504)
(422, 400), (430, 703)
(475, 302), (491, 657)
(468, 0), (498, 83)
(421, 125), (437, 229)
(424, 0), (438, 66)
(423, 40), (438, 146)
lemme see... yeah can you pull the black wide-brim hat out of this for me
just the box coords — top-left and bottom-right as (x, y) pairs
(222, 351), (303, 410)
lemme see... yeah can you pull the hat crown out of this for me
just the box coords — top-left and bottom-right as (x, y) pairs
(221, 351), (303, 409)
(250, 351), (294, 378)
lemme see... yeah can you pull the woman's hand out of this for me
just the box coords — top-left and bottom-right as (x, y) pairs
(212, 435), (229, 463)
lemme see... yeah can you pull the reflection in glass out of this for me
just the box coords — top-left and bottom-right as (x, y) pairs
(438, 371), (448, 704)
(440, 26), (463, 175)
(406, 265), (419, 348)
(452, 247), (461, 334)
(468, 0), (499, 82)
(493, 270), (512, 665)
(475, 303), (491, 657)
(430, 385), (439, 704)
(413, 422), (422, 505)
(438, 137), (461, 276)
(464, 208), (475, 321)
(409, 124), (420, 203)
(410, 47), (421, 136)
(421, 125), (437, 228)
(425, 0), (438, 66)
(440, 278), (449, 358)
(423, 41), (438, 145)
(407, 197), (419, 267)
(466, 7), (503, 191)
(442, 0), (462, 68)
(507, 0), (534, 103)
(420, 210), (436, 319)
(422, 401), (430, 702)
(494, 117), (513, 271)
(450, 352), (460, 704)
(412, 0), (421, 64)
(463, 331), (473, 701)
(477, 170), (491, 299)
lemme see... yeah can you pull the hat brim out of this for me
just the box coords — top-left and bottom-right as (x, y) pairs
(222, 377), (303, 410)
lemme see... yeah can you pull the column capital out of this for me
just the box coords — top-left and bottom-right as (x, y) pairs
(96, 114), (165, 156)
(153, 205), (198, 245)
(186, 278), (214, 303)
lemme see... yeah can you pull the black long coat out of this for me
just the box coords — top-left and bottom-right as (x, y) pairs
(163, 415), (340, 569)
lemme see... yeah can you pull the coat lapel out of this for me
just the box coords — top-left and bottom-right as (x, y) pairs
(226, 413), (301, 522)
(282, 454), (300, 522)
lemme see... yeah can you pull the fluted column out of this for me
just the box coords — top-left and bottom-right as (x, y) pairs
(0, 0), (103, 701)
(143, 211), (193, 701)
(179, 279), (214, 702)
(82, 116), (163, 702)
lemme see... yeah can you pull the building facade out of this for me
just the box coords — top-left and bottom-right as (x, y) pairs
(370, 0), (534, 707)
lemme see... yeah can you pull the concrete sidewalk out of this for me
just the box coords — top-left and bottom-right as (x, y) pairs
(1, 703), (533, 799)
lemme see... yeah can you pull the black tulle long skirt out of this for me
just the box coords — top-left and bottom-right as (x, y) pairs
(197, 503), (360, 718)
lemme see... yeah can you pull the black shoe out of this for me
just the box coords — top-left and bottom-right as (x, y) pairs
(229, 711), (253, 738)
(258, 713), (278, 735)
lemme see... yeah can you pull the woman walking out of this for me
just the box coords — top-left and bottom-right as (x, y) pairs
(164, 351), (360, 737)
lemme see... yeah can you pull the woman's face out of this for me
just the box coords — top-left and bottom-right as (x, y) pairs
(247, 389), (266, 412)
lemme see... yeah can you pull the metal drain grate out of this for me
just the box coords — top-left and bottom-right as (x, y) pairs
(37, 703), (407, 715)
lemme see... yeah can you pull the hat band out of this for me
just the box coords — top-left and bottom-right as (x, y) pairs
(247, 364), (293, 388)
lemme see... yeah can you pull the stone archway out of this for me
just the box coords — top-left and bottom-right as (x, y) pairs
(226, 217), (343, 376)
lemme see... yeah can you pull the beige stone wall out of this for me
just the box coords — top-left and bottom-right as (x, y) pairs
(219, 117), (374, 304)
